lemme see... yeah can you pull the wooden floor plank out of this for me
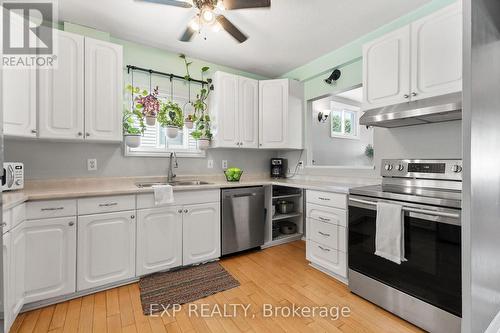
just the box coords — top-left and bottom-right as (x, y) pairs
(12, 241), (423, 333)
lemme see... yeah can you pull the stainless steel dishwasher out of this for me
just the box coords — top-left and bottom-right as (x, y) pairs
(221, 187), (265, 256)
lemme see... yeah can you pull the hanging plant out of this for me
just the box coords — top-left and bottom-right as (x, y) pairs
(365, 144), (374, 159)
(158, 100), (184, 138)
(122, 108), (145, 148)
(184, 114), (196, 129)
(131, 85), (160, 126)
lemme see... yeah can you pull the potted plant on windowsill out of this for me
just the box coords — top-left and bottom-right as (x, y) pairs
(158, 100), (184, 138)
(123, 108), (146, 148)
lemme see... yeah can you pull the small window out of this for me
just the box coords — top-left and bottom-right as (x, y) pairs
(330, 102), (359, 139)
(125, 88), (205, 158)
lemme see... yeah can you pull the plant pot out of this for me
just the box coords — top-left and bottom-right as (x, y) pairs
(145, 116), (156, 126)
(185, 120), (194, 129)
(166, 126), (179, 139)
(124, 134), (141, 148)
(197, 138), (210, 150)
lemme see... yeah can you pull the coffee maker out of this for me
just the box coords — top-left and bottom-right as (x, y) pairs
(270, 158), (288, 178)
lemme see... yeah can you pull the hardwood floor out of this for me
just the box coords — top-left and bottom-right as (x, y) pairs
(10, 241), (422, 333)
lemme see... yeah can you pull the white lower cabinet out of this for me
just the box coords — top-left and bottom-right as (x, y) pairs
(77, 211), (136, 290)
(23, 217), (77, 303)
(9, 223), (26, 327)
(306, 190), (348, 281)
(3, 232), (12, 332)
(183, 202), (221, 266)
(136, 206), (183, 276)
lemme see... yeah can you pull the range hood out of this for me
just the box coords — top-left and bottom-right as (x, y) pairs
(360, 92), (462, 128)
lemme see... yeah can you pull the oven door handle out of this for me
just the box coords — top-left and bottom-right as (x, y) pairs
(349, 198), (461, 219)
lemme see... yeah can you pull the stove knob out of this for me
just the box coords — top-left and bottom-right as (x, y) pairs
(451, 165), (462, 173)
(384, 164), (393, 171)
(397, 164), (405, 171)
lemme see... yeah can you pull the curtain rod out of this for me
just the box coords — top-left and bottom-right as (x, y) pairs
(126, 65), (208, 85)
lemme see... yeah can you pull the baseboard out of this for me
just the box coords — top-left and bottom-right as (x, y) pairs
(309, 263), (348, 285)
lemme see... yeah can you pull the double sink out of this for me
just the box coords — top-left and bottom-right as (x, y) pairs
(136, 180), (212, 188)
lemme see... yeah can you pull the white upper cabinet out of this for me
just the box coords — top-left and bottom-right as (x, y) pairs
(239, 77), (259, 148)
(362, 26), (411, 109)
(77, 211), (135, 290)
(212, 72), (240, 148)
(211, 72), (259, 148)
(136, 206), (183, 276)
(183, 202), (220, 266)
(259, 79), (289, 149)
(84, 37), (123, 142)
(3, 67), (37, 137)
(39, 31), (85, 140)
(411, 0), (462, 100)
(362, 1), (462, 109)
(23, 217), (77, 303)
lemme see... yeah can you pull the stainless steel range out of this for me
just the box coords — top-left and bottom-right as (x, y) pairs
(348, 159), (462, 333)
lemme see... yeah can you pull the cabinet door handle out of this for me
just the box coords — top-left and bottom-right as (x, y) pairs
(318, 197), (330, 201)
(184, 209), (188, 213)
(31, 129), (37, 134)
(41, 207), (64, 211)
(99, 202), (118, 207)
(1, 222), (7, 227)
(178, 209), (183, 214)
(411, 92), (418, 97)
(86, 132), (90, 137)
(403, 94), (410, 99)
(130, 215), (135, 219)
(68, 221), (75, 226)
(77, 132), (83, 136)
(318, 231), (331, 237)
(318, 245), (330, 252)
(318, 216), (330, 222)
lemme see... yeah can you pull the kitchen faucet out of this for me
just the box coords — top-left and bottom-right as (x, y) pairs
(167, 152), (178, 183)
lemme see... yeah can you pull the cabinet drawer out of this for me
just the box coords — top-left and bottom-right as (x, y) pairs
(306, 190), (346, 209)
(308, 218), (346, 252)
(137, 189), (219, 210)
(78, 195), (136, 215)
(306, 240), (347, 278)
(306, 203), (346, 227)
(27, 199), (77, 219)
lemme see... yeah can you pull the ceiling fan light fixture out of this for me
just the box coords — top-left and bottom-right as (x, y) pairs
(190, 19), (201, 31)
(201, 7), (216, 25)
(216, 0), (225, 11)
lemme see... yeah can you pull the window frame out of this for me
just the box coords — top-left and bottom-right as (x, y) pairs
(329, 102), (360, 140)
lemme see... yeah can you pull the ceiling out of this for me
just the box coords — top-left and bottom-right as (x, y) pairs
(58, 0), (430, 78)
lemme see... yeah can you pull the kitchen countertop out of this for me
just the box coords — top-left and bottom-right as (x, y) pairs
(3, 175), (380, 210)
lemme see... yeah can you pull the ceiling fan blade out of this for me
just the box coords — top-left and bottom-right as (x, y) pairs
(222, 0), (270, 10)
(138, 0), (192, 8)
(216, 15), (248, 43)
(179, 25), (197, 42)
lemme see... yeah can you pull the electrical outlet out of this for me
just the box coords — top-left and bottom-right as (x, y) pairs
(207, 159), (214, 169)
(222, 160), (228, 170)
(87, 159), (97, 171)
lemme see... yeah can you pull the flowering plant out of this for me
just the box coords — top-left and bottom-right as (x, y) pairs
(134, 86), (160, 118)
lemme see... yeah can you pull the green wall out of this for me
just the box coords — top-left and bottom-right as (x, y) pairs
(283, 0), (457, 101)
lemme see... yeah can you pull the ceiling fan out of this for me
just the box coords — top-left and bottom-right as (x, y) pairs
(138, 0), (271, 43)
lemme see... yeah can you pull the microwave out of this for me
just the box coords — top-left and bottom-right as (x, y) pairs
(2, 162), (24, 191)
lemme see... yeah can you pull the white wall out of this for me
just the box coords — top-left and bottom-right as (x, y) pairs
(5, 140), (276, 179)
(281, 120), (462, 178)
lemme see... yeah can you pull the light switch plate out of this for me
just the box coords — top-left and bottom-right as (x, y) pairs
(207, 159), (214, 169)
(222, 160), (228, 170)
(87, 159), (97, 171)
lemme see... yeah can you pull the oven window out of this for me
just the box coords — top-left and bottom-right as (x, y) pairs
(348, 204), (461, 317)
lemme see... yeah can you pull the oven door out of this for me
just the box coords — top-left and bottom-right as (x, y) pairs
(348, 195), (461, 317)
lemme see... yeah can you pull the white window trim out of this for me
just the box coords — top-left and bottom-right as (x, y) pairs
(330, 102), (360, 140)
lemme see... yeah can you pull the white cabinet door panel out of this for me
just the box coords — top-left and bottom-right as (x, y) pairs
(39, 31), (84, 140)
(78, 211), (135, 290)
(183, 202), (220, 265)
(363, 26), (411, 109)
(3, 232), (12, 333)
(259, 79), (288, 148)
(24, 217), (76, 303)
(212, 72), (239, 148)
(9, 224), (25, 320)
(3, 67), (37, 137)
(136, 206), (183, 275)
(239, 77), (259, 148)
(411, 1), (462, 100)
(84, 38), (123, 142)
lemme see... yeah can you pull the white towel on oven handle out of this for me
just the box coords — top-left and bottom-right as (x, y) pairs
(375, 201), (406, 264)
